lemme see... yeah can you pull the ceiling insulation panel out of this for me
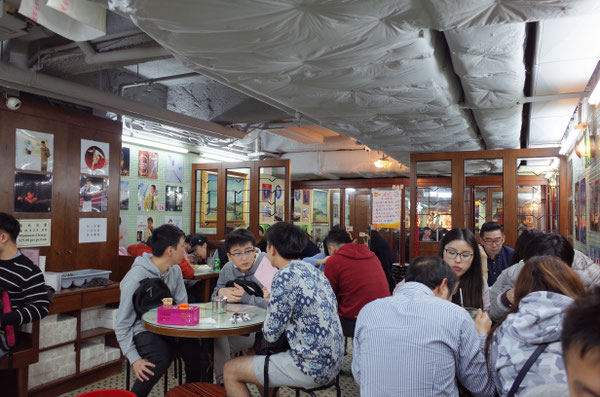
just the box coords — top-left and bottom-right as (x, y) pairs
(109, 0), (600, 164)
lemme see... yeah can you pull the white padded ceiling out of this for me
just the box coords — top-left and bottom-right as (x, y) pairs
(109, 0), (600, 163)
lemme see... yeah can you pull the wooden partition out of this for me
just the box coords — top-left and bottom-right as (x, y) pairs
(0, 95), (121, 276)
(409, 148), (566, 261)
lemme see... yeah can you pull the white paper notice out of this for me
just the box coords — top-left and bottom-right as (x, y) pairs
(17, 219), (51, 248)
(79, 218), (107, 243)
(372, 189), (402, 227)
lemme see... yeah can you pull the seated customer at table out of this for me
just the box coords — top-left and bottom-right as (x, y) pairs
(115, 225), (203, 397)
(486, 256), (585, 397)
(212, 228), (273, 384)
(0, 212), (49, 357)
(353, 256), (493, 397)
(562, 289), (600, 397)
(127, 239), (194, 280)
(325, 228), (390, 337)
(489, 233), (600, 322)
(480, 221), (514, 286)
(224, 222), (344, 396)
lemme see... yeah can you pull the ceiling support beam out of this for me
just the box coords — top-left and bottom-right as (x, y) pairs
(0, 61), (245, 140)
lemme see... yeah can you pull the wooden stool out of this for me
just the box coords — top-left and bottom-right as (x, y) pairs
(166, 382), (226, 397)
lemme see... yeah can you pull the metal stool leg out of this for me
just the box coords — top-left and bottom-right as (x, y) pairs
(178, 356), (183, 385)
(126, 364), (130, 390)
(163, 368), (168, 395)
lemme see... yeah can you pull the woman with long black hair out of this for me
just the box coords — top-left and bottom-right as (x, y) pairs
(438, 228), (490, 311)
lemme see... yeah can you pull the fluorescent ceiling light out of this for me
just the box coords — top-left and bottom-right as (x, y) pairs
(201, 152), (246, 162)
(559, 125), (582, 155)
(122, 135), (189, 153)
(200, 147), (248, 162)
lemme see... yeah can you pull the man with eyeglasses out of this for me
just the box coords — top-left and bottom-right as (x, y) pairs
(479, 222), (514, 287)
(211, 228), (273, 384)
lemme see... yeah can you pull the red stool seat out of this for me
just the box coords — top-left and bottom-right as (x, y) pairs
(166, 382), (226, 397)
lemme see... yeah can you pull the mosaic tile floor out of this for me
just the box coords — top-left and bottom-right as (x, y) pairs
(60, 344), (359, 396)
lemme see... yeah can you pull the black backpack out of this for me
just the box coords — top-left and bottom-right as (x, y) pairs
(132, 277), (172, 317)
(225, 278), (263, 298)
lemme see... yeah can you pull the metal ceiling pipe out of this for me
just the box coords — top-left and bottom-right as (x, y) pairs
(0, 61), (245, 140)
(27, 29), (145, 67)
(118, 72), (198, 96)
(76, 42), (170, 64)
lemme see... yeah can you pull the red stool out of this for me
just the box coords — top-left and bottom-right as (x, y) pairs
(77, 390), (136, 397)
(166, 382), (226, 397)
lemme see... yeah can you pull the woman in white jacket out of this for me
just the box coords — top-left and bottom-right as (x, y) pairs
(486, 255), (586, 397)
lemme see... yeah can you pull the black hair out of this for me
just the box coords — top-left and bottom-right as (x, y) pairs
(0, 212), (20, 242)
(405, 256), (457, 295)
(225, 228), (256, 253)
(523, 232), (574, 266)
(151, 184), (156, 190)
(41, 141), (45, 144)
(149, 224), (185, 257)
(147, 217), (153, 223)
(480, 221), (502, 237)
(257, 225), (264, 234)
(562, 288), (600, 363)
(423, 227), (432, 231)
(265, 222), (307, 260)
(323, 237), (330, 256)
(517, 225), (528, 233)
(438, 228), (484, 309)
(325, 228), (352, 247)
(511, 229), (544, 264)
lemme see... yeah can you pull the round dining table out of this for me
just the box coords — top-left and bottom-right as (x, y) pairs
(142, 302), (267, 383)
(142, 302), (266, 338)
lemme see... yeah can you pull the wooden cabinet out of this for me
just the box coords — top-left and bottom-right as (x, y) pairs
(29, 284), (123, 397)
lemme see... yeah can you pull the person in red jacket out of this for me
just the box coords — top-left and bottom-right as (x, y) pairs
(127, 241), (194, 279)
(324, 228), (390, 337)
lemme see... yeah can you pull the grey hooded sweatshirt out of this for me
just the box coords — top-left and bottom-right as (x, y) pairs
(211, 251), (271, 308)
(488, 291), (573, 397)
(115, 253), (187, 364)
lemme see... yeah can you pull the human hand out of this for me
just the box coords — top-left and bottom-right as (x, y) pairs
(474, 310), (492, 334)
(262, 287), (270, 301)
(479, 244), (487, 259)
(219, 287), (243, 303)
(132, 359), (155, 382)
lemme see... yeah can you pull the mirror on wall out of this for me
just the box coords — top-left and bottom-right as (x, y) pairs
(195, 169), (219, 235)
(464, 159), (504, 233)
(226, 167), (251, 231)
(258, 167), (286, 234)
(416, 161), (451, 243)
(516, 157), (560, 233)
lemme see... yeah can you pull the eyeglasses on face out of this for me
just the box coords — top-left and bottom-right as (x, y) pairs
(482, 237), (503, 245)
(444, 248), (474, 261)
(229, 249), (255, 259)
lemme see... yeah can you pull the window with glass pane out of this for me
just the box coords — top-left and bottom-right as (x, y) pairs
(464, 159), (503, 233)
(416, 161), (451, 242)
(258, 167), (286, 230)
(195, 169), (218, 234)
(516, 157), (560, 233)
(226, 168), (251, 230)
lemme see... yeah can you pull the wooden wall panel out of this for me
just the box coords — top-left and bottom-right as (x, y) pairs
(0, 96), (121, 277)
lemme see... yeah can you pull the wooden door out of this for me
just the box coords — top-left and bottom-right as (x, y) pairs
(348, 191), (371, 243)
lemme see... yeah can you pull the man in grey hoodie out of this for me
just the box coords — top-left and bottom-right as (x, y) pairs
(212, 228), (273, 384)
(115, 224), (203, 397)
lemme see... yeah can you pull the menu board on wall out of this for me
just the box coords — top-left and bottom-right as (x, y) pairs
(372, 189), (402, 228)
